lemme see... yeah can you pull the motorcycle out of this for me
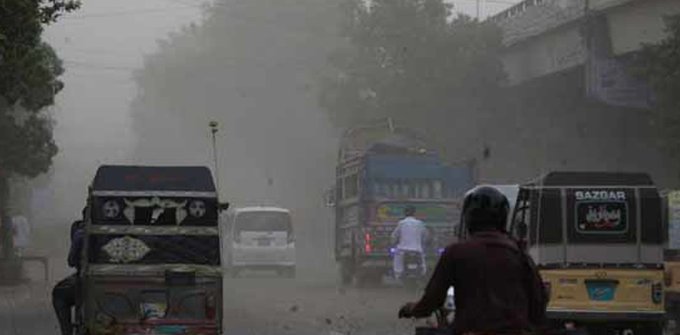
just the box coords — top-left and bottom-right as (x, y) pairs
(414, 306), (454, 335)
(399, 282), (454, 335)
(392, 248), (427, 289)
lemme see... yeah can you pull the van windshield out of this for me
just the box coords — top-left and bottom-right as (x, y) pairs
(235, 211), (292, 233)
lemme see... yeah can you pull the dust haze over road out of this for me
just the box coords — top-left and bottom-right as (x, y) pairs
(2, 1), (521, 334)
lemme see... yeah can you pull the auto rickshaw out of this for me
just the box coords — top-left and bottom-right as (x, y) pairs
(76, 165), (226, 335)
(509, 172), (666, 334)
(663, 190), (680, 333)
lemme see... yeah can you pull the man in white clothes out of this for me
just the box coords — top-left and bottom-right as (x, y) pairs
(11, 214), (30, 257)
(391, 205), (429, 279)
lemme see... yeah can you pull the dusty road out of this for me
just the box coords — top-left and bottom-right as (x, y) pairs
(222, 276), (421, 335)
(0, 274), (423, 335)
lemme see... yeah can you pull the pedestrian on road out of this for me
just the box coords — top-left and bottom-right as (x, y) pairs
(52, 208), (86, 335)
(11, 214), (30, 257)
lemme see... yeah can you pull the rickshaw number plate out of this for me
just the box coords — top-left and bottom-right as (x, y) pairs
(586, 282), (616, 301)
(140, 302), (167, 319)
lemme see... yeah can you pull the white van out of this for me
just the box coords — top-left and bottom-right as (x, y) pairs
(227, 207), (296, 277)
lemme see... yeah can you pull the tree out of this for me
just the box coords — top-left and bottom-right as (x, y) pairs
(0, 0), (79, 257)
(632, 14), (680, 158)
(319, 0), (505, 140)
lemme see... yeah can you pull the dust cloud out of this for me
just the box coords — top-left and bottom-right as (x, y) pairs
(129, 0), (342, 279)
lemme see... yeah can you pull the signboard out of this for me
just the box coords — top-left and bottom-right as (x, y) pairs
(585, 15), (653, 109)
(576, 201), (628, 234)
(375, 202), (459, 223)
(574, 190), (628, 234)
(668, 191), (680, 249)
(587, 57), (652, 109)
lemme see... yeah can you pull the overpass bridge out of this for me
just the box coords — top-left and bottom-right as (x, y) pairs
(492, 0), (680, 99)
(467, 0), (680, 189)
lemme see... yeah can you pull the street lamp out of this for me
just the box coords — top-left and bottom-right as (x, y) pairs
(209, 121), (221, 196)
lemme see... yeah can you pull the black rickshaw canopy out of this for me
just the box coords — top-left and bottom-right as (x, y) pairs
(91, 165), (216, 194)
(512, 171), (665, 267)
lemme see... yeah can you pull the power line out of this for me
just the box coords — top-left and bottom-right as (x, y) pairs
(59, 0), (518, 21)
(63, 59), (138, 71)
(60, 4), (203, 20)
(450, 0), (519, 6)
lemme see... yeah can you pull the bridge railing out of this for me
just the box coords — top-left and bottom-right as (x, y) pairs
(490, 0), (586, 46)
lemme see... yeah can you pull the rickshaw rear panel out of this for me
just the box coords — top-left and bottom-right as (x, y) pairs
(510, 172), (666, 332)
(542, 267), (664, 317)
(79, 165), (224, 335)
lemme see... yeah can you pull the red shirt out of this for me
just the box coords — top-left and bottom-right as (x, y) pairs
(410, 231), (547, 334)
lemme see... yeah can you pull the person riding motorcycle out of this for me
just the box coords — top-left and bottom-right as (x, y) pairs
(398, 186), (547, 334)
(52, 209), (86, 335)
(391, 205), (429, 279)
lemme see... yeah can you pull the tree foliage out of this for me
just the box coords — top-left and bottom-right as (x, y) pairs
(633, 14), (680, 153)
(319, 0), (505, 133)
(0, 0), (80, 178)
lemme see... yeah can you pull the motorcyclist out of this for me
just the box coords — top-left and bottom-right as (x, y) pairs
(391, 205), (429, 279)
(398, 186), (547, 335)
(52, 208), (86, 335)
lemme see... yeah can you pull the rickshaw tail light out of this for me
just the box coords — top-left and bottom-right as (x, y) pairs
(364, 232), (372, 254)
(543, 281), (552, 302)
(652, 282), (663, 304)
(205, 295), (217, 319)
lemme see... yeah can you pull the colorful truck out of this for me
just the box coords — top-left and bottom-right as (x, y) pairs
(332, 120), (474, 285)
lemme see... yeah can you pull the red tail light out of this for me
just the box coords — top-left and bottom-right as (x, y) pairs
(364, 232), (372, 254)
(205, 295), (216, 319)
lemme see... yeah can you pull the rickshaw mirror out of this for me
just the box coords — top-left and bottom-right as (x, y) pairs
(324, 187), (336, 207)
(515, 221), (528, 239)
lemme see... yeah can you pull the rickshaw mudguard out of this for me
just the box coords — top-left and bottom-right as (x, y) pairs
(81, 266), (223, 335)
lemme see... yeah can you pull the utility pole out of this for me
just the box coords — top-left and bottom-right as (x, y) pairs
(584, 0), (595, 99)
(209, 121), (221, 197)
(476, 0), (481, 20)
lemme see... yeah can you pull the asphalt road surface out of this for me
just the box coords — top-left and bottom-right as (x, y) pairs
(0, 273), (423, 335)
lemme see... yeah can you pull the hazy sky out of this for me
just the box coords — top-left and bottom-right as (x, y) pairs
(37, 0), (520, 222)
(40, 0), (206, 221)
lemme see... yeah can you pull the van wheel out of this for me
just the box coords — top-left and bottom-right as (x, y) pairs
(339, 261), (354, 286)
(280, 267), (296, 278)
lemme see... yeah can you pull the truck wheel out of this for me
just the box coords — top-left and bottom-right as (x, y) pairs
(280, 267), (296, 278)
(356, 271), (382, 288)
